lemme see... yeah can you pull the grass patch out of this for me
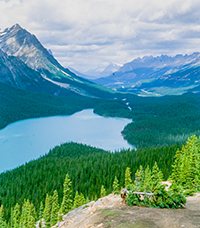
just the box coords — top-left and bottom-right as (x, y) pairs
(101, 209), (124, 218)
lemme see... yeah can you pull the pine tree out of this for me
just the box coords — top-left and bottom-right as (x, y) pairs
(60, 173), (72, 215)
(151, 162), (163, 190)
(39, 201), (44, 220)
(72, 191), (85, 209)
(80, 193), (86, 206)
(11, 203), (20, 228)
(134, 165), (144, 191)
(29, 203), (36, 228)
(170, 150), (181, 184)
(180, 140), (192, 186)
(0, 205), (7, 228)
(10, 208), (14, 228)
(187, 136), (200, 190)
(100, 185), (106, 198)
(85, 197), (90, 204)
(39, 201), (44, 227)
(73, 191), (81, 209)
(51, 190), (59, 227)
(194, 175), (200, 192)
(144, 165), (152, 192)
(20, 199), (29, 227)
(125, 167), (132, 188)
(170, 135), (200, 193)
(19, 200), (36, 228)
(43, 194), (52, 228)
(20, 199), (36, 228)
(112, 176), (120, 194)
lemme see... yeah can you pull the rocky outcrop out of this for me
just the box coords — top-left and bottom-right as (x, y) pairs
(51, 193), (200, 228)
(55, 194), (122, 228)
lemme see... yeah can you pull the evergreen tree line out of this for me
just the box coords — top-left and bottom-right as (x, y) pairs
(121, 92), (200, 148)
(94, 92), (200, 148)
(124, 135), (200, 209)
(0, 173), (86, 227)
(0, 142), (180, 222)
(124, 164), (186, 209)
(0, 81), (104, 130)
(0, 161), (188, 227)
(170, 135), (200, 195)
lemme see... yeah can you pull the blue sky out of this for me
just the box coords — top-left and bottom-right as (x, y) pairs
(1, 0), (200, 73)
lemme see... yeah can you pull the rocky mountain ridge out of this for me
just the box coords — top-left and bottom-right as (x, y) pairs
(0, 24), (114, 98)
(94, 53), (200, 96)
(69, 63), (122, 80)
(2, 23), (200, 97)
(0, 48), (75, 95)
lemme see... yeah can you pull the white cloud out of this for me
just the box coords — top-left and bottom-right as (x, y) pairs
(1, 0), (200, 73)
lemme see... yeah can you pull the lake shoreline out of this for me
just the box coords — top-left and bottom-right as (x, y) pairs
(0, 109), (132, 173)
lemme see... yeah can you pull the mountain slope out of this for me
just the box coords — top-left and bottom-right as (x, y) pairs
(0, 142), (178, 221)
(0, 24), (115, 98)
(0, 49), (81, 96)
(131, 64), (200, 96)
(94, 53), (200, 96)
(0, 81), (101, 130)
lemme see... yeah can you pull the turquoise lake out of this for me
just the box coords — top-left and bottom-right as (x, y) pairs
(0, 109), (132, 173)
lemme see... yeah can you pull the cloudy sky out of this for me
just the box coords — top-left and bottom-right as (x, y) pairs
(1, 0), (200, 73)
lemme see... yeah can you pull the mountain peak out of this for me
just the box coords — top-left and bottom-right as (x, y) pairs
(10, 23), (22, 31)
(0, 23), (23, 36)
(0, 24), (113, 98)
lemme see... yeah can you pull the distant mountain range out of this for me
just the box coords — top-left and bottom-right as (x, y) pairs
(94, 53), (200, 96)
(1, 24), (200, 97)
(0, 24), (114, 98)
(69, 62), (122, 80)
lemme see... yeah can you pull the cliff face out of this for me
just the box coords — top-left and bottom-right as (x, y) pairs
(0, 48), (55, 92)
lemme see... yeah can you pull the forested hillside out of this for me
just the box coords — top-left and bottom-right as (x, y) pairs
(94, 92), (200, 148)
(0, 142), (180, 222)
(0, 82), (131, 131)
(2, 80), (200, 150)
(0, 82), (94, 129)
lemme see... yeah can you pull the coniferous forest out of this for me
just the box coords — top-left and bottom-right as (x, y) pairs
(1, 82), (200, 226)
(0, 135), (199, 227)
(0, 142), (180, 225)
(2, 81), (200, 149)
(94, 92), (200, 148)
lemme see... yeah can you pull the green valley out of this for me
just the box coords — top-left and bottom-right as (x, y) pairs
(2, 81), (200, 151)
